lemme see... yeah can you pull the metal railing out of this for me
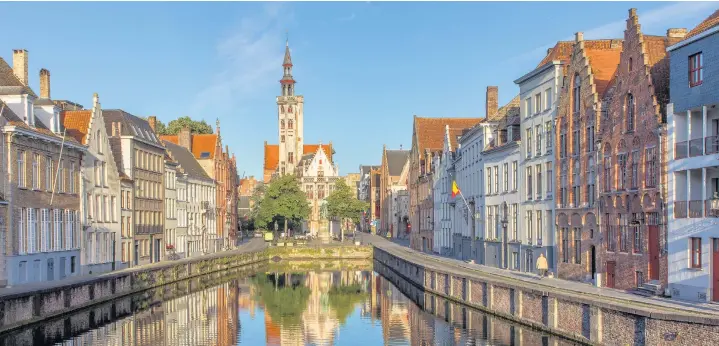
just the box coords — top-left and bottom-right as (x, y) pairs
(674, 201), (688, 219)
(689, 200), (703, 218)
(706, 135), (719, 155)
(689, 138), (704, 157)
(706, 199), (719, 217)
(675, 141), (688, 159)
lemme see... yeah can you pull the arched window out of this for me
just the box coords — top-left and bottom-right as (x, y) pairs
(281, 135), (285, 143)
(281, 106), (284, 114)
(626, 94), (635, 132)
(281, 120), (285, 129)
(628, 57), (633, 72)
(288, 119), (294, 129)
(573, 74), (581, 114)
(96, 130), (102, 153)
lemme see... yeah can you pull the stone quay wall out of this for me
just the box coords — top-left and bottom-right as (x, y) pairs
(374, 246), (719, 346)
(0, 244), (371, 334)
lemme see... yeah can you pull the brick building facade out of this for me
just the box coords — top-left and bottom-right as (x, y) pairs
(597, 9), (685, 290)
(555, 34), (622, 283)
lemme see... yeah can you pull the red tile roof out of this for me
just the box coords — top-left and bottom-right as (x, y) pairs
(61, 110), (92, 144)
(159, 133), (218, 159)
(263, 143), (333, 172)
(583, 40), (623, 97)
(537, 41), (574, 67)
(414, 117), (482, 153)
(684, 9), (719, 40)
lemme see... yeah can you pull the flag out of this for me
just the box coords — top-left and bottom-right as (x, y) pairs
(451, 180), (461, 198)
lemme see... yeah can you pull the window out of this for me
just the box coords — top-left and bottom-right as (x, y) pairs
(45, 156), (52, 191)
(572, 159), (580, 206)
(281, 135), (285, 143)
(536, 125), (542, 154)
(620, 215), (629, 252)
(628, 57), (633, 72)
(97, 130), (102, 154)
(560, 133), (567, 158)
(19, 208), (26, 254)
(494, 166), (498, 193)
(526, 211), (533, 240)
(586, 125), (595, 152)
(28, 208), (37, 254)
(618, 153), (627, 190)
(288, 119), (294, 129)
(70, 162), (76, 193)
(536, 164), (542, 197)
(288, 152), (294, 164)
(604, 155), (612, 192)
(534, 93), (541, 114)
(633, 222), (641, 253)
(562, 228), (569, 263)
(17, 150), (25, 188)
(111, 196), (117, 222)
(526, 129), (532, 157)
(42, 209), (50, 252)
(54, 209), (62, 251)
(574, 228), (582, 264)
(544, 88), (552, 111)
(526, 167), (533, 200)
(635, 271), (644, 287)
(546, 162), (553, 195)
(689, 52), (703, 87)
(587, 158), (595, 207)
(537, 212), (543, 243)
(503, 163), (508, 192)
(512, 161), (518, 191)
(524, 98), (531, 117)
(572, 130), (580, 155)
(32, 153), (39, 189)
(545, 122), (553, 152)
(631, 150), (639, 189)
(645, 147), (657, 188)
(281, 119), (285, 129)
(487, 169), (492, 195)
(512, 204), (518, 240)
(572, 74), (581, 114)
(690, 237), (701, 268)
(626, 94), (635, 132)
(318, 185), (325, 199)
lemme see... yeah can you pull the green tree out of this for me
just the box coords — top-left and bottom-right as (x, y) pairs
(325, 179), (368, 240)
(252, 274), (310, 327)
(328, 283), (367, 325)
(255, 174), (310, 233)
(165, 116), (214, 135)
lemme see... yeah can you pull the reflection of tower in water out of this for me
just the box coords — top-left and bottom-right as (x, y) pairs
(301, 271), (339, 346)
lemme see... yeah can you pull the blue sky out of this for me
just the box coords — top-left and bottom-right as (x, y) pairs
(0, 2), (715, 179)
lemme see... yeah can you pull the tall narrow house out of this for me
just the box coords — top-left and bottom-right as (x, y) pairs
(598, 9), (684, 291)
(62, 94), (124, 274)
(104, 110), (165, 266)
(0, 49), (86, 286)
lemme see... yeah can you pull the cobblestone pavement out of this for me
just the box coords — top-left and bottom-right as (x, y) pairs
(0, 238), (267, 298)
(359, 233), (719, 317)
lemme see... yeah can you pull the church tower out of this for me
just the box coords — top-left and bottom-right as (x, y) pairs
(277, 39), (304, 175)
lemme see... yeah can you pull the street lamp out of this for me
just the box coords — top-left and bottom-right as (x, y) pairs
(501, 202), (509, 269)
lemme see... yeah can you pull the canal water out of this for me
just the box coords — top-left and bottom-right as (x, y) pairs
(0, 261), (580, 346)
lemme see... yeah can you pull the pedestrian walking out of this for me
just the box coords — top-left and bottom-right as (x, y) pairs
(536, 253), (548, 278)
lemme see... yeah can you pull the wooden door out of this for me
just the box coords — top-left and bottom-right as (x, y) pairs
(713, 239), (719, 302)
(606, 261), (616, 288)
(648, 226), (660, 281)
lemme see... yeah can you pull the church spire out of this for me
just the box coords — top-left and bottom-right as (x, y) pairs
(280, 38), (295, 96)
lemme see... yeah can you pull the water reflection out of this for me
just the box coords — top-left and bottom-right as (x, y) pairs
(0, 262), (580, 346)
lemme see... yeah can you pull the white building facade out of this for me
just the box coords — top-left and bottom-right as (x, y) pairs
(297, 145), (341, 236)
(666, 22), (719, 303)
(164, 160), (178, 259)
(515, 60), (563, 274)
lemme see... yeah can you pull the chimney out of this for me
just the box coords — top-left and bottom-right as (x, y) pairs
(179, 126), (192, 150)
(575, 32), (584, 42)
(117, 121), (122, 136)
(147, 116), (157, 132)
(13, 49), (28, 86)
(111, 122), (117, 136)
(546, 47), (553, 56)
(667, 28), (688, 39)
(39, 68), (50, 99)
(486, 86), (498, 119)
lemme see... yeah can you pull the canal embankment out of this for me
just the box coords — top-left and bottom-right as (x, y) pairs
(0, 240), (372, 335)
(366, 234), (719, 346)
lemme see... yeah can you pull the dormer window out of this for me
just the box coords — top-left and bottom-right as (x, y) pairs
(200, 152), (211, 158)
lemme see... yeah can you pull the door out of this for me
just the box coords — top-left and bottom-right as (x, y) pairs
(590, 246), (596, 280)
(713, 239), (719, 302)
(155, 239), (161, 263)
(606, 261), (616, 288)
(648, 226), (660, 281)
(134, 241), (139, 266)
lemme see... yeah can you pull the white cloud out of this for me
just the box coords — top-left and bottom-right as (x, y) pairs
(508, 2), (715, 65)
(190, 3), (294, 116)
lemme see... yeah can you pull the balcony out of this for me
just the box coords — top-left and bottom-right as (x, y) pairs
(674, 199), (719, 218)
(706, 135), (719, 155)
(672, 105), (719, 160)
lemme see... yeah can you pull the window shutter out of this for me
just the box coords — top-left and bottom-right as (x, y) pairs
(19, 208), (26, 254)
(28, 208), (36, 253)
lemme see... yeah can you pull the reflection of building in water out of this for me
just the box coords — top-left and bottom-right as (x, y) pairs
(218, 283), (240, 346)
(302, 271), (339, 346)
(379, 276), (411, 344)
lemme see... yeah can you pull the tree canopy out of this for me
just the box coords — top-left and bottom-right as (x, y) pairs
(255, 174), (310, 231)
(165, 116), (213, 135)
(325, 179), (367, 230)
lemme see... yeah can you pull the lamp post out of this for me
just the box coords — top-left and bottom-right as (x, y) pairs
(501, 202), (509, 269)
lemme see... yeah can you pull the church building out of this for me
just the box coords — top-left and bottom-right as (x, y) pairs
(263, 40), (333, 183)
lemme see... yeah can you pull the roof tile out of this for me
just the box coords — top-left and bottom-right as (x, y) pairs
(61, 110), (92, 144)
(414, 117), (482, 153)
(684, 9), (719, 40)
